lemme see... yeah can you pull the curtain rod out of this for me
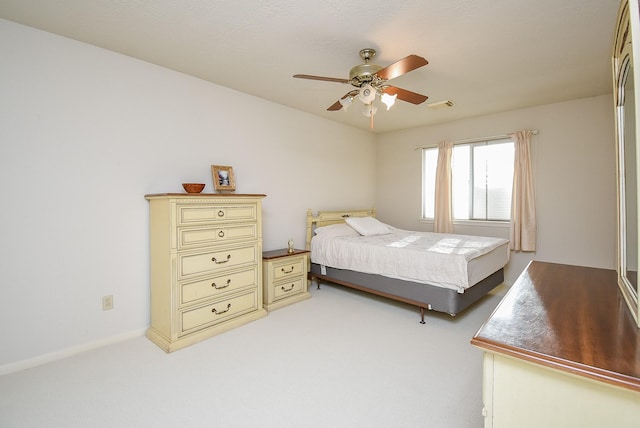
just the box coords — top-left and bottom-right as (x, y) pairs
(414, 129), (538, 150)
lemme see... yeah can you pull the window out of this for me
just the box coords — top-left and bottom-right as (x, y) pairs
(422, 138), (514, 221)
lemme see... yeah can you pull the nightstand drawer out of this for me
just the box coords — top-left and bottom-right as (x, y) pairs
(179, 244), (258, 278)
(271, 258), (305, 282)
(177, 204), (257, 226)
(181, 267), (258, 305)
(181, 290), (258, 334)
(273, 277), (305, 299)
(178, 224), (257, 249)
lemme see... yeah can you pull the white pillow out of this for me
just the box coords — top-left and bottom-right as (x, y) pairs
(345, 216), (391, 236)
(314, 223), (360, 237)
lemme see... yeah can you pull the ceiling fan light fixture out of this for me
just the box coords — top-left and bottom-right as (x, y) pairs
(362, 104), (377, 117)
(358, 84), (376, 104)
(381, 92), (397, 110)
(339, 96), (353, 111)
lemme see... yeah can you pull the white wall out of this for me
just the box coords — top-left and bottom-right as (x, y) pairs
(0, 19), (376, 369)
(0, 17), (617, 371)
(375, 95), (616, 286)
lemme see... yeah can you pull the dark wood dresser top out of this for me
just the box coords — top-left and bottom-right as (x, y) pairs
(262, 248), (309, 260)
(471, 261), (640, 392)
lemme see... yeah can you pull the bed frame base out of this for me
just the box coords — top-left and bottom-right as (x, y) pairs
(309, 263), (504, 323)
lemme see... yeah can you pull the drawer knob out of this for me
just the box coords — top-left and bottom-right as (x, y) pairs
(281, 284), (295, 293)
(217, 210), (225, 217)
(281, 266), (295, 274)
(218, 230), (225, 238)
(212, 303), (231, 315)
(211, 279), (231, 289)
(211, 254), (231, 264)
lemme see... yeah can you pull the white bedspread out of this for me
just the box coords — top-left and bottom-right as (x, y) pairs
(311, 228), (509, 292)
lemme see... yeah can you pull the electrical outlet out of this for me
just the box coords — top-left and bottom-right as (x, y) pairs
(102, 295), (114, 311)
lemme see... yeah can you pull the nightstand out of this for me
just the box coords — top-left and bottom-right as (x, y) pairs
(262, 248), (310, 311)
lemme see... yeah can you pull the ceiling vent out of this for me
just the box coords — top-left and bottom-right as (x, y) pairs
(427, 100), (455, 109)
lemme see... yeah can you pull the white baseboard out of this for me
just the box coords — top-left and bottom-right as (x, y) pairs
(0, 328), (147, 376)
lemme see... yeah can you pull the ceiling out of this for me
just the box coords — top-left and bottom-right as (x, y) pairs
(0, 0), (621, 133)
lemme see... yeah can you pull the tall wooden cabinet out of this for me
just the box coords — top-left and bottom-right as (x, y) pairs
(144, 193), (267, 352)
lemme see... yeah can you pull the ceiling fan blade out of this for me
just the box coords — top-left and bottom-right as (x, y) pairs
(293, 74), (350, 84)
(375, 55), (428, 81)
(383, 86), (428, 105)
(327, 100), (343, 111)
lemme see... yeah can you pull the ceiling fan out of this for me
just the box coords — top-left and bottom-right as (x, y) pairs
(293, 48), (429, 128)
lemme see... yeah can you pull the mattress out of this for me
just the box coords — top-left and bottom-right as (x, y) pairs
(311, 226), (509, 292)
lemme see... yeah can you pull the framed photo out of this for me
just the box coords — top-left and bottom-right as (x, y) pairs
(211, 165), (236, 192)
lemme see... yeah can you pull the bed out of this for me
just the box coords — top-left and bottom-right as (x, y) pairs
(305, 209), (510, 323)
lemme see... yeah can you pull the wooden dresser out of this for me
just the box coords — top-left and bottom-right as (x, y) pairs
(471, 261), (640, 428)
(144, 193), (267, 352)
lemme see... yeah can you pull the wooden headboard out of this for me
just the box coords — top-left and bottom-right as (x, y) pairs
(305, 208), (376, 250)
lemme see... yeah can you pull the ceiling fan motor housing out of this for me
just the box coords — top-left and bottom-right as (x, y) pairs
(349, 48), (383, 86)
(349, 63), (383, 85)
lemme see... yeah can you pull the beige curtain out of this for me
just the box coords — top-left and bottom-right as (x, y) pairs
(509, 130), (536, 251)
(434, 141), (453, 233)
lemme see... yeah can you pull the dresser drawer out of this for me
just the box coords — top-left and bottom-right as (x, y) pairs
(179, 244), (258, 279)
(273, 277), (305, 300)
(177, 203), (257, 226)
(271, 258), (305, 282)
(178, 224), (257, 249)
(181, 267), (258, 305)
(181, 290), (258, 334)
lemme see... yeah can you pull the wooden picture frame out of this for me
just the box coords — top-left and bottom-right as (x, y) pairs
(211, 165), (236, 192)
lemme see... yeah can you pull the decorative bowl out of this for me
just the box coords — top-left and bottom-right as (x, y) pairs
(182, 183), (206, 193)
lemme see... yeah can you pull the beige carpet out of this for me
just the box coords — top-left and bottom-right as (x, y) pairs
(0, 281), (505, 428)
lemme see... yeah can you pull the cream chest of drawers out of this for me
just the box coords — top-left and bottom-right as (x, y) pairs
(145, 193), (267, 352)
(262, 249), (310, 311)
